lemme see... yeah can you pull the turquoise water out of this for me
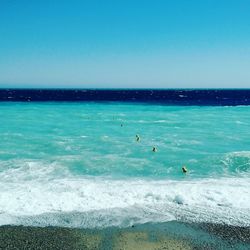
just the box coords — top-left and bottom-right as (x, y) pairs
(0, 102), (250, 227)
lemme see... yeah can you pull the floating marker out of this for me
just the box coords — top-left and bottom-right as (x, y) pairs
(152, 146), (157, 152)
(136, 134), (140, 142)
(182, 166), (188, 173)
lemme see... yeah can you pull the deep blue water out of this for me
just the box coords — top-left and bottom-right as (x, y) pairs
(1, 89), (250, 105)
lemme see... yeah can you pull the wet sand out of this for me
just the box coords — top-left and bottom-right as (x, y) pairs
(0, 221), (249, 250)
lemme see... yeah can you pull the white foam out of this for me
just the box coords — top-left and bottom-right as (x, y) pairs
(0, 168), (249, 228)
(222, 151), (250, 175)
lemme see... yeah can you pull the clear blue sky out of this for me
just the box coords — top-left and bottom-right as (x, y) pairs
(0, 0), (250, 88)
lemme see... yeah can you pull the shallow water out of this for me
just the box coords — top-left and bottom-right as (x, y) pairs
(0, 102), (249, 227)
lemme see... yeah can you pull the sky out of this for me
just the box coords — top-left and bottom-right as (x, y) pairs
(0, 0), (250, 88)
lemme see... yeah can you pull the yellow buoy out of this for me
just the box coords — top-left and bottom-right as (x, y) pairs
(136, 134), (140, 142)
(182, 166), (188, 173)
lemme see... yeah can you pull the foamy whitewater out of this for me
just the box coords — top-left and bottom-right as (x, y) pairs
(0, 102), (250, 228)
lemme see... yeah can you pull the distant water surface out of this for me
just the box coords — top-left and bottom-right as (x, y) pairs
(1, 88), (250, 105)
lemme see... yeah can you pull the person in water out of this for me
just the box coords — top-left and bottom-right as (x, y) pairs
(136, 134), (140, 142)
(152, 146), (157, 152)
(182, 166), (188, 173)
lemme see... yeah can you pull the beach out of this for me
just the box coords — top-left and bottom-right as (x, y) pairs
(0, 222), (249, 249)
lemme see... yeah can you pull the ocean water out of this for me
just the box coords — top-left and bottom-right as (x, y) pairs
(0, 101), (250, 228)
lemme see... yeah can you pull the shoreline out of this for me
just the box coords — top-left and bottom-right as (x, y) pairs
(0, 221), (249, 249)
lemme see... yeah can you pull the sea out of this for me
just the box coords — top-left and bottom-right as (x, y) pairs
(0, 89), (250, 228)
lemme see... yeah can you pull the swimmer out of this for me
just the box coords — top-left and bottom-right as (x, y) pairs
(136, 134), (140, 142)
(121, 124), (123, 127)
(182, 166), (188, 173)
(152, 146), (157, 152)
